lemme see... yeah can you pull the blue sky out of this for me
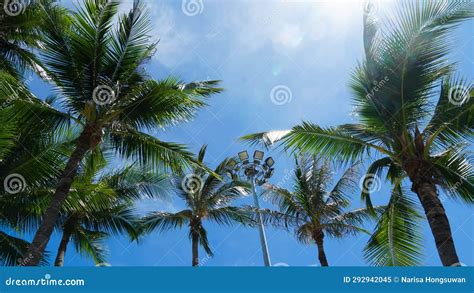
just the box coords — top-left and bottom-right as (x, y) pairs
(27, 0), (474, 266)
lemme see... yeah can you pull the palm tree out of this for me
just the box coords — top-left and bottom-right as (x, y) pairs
(0, 0), (52, 79)
(0, 0), (63, 156)
(260, 155), (379, 266)
(7, 0), (222, 266)
(242, 1), (474, 266)
(0, 188), (52, 266)
(52, 154), (168, 266)
(140, 146), (252, 266)
(0, 105), (71, 266)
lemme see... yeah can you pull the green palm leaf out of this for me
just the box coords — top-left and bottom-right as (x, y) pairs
(364, 186), (424, 266)
(71, 228), (108, 265)
(0, 231), (49, 266)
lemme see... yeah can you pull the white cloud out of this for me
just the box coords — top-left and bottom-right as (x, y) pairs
(222, 0), (364, 54)
(272, 23), (304, 48)
(148, 2), (196, 68)
(132, 0), (369, 68)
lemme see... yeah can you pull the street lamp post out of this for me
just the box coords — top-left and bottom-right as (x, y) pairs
(230, 150), (275, 267)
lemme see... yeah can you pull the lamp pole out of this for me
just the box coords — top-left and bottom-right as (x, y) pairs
(250, 175), (271, 267)
(230, 150), (275, 267)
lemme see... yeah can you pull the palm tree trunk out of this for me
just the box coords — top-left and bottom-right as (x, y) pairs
(54, 228), (72, 267)
(25, 126), (97, 266)
(412, 179), (460, 266)
(313, 231), (328, 267)
(191, 230), (199, 267)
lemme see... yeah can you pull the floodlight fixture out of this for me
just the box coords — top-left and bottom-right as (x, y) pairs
(238, 151), (249, 163)
(253, 150), (264, 162)
(264, 157), (275, 168)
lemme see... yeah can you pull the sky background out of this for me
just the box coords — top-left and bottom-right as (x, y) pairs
(26, 0), (474, 267)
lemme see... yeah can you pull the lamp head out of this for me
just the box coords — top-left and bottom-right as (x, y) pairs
(264, 157), (275, 168)
(238, 151), (249, 164)
(253, 150), (264, 163)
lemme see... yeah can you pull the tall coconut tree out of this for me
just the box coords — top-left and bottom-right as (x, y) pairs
(140, 146), (253, 266)
(0, 105), (71, 266)
(242, 1), (474, 266)
(260, 155), (380, 266)
(0, 188), (53, 266)
(7, 0), (222, 266)
(52, 154), (169, 266)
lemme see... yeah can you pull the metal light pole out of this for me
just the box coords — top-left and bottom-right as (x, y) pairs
(229, 150), (275, 267)
(250, 177), (271, 266)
